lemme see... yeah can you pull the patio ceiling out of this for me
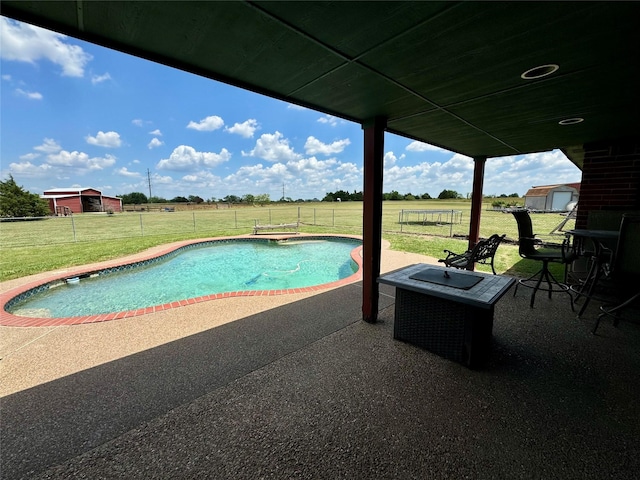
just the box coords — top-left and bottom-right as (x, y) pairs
(3, 1), (639, 167)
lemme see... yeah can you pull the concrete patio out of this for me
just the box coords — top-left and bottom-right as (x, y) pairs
(1, 247), (639, 479)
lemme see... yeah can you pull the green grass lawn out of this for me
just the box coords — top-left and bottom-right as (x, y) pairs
(0, 200), (573, 282)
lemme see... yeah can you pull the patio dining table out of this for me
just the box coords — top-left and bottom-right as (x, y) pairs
(566, 229), (620, 316)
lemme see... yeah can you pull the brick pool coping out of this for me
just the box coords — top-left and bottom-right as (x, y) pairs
(0, 234), (363, 327)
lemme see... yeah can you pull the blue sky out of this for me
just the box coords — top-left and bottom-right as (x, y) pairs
(1, 17), (581, 201)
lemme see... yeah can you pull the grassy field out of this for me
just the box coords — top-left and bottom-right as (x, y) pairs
(0, 200), (574, 281)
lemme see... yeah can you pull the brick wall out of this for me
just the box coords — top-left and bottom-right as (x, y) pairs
(576, 138), (640, 229)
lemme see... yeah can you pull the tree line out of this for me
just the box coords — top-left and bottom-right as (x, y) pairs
(322, 189), (462, 201)
(118, 192), (273, 206)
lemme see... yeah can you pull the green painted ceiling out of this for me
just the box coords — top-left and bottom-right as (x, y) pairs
(3, 1), (639, 165)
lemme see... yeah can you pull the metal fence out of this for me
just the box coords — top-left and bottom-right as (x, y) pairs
(0, 203), (570, 247)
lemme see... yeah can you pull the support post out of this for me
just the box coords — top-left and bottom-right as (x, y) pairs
(467, 156), (487, 269)
(362, 117), (386, 323)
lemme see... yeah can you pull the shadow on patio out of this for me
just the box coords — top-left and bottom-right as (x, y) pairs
(2, 281), (639, 479)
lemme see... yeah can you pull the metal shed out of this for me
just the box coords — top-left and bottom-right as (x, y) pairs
(41, 188), (123, 215)
(523, 183), (579, 212)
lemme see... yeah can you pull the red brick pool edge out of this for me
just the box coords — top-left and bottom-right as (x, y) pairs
(0, 234), (363, 327)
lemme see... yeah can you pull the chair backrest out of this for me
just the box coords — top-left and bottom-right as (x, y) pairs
(511, 210), (537, 256)
(472, 233), (505, 260)
(612, 214), (640, 279)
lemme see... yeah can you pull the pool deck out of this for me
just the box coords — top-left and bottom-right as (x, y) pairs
(1, 236), (639, 479)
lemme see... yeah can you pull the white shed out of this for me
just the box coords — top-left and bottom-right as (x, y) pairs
(523, 183), (579, 212)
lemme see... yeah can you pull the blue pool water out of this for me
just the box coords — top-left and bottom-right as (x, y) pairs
(9, 238), (361, 318)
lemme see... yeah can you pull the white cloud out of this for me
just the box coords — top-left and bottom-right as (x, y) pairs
(384, 151), (399, 168)
(285, 156), (338, 176)
(148, 138), (164, 149)
(15, 88), (42, 100)
(224, 163), (291, 191)
(218, 155), (363, 200)
(242, 131), (301, 162)
(317, 114), (339, 127)
(19, 152), (41, 161)
(149, 129), (162, 136)
(151, 173), (174, 185)
(304, 136), (351, 156)
(86, 131), (122, 148)
(132, 119), (144, 127)
(406, 141), (448, 153)
(182, 170), (223, 185)
(186, 115), (224, 131)
(483, 150), (580, 196)
(157, 145), (231, 171)
(287, 104), (307, 111)
(7, 161), (53, 178)
(225, 119), (258, 138)
(2, 74), (11, 81)
(439, 153), (473, 174)
(114, 167), (141, 178)
(0, 17), (92, 77)
(34, 138), (62, 154)
(91, 72), (111, 84)
(47, 150), (117, 171)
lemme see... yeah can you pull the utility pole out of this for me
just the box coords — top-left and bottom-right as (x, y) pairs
(147, 168), (152, 199)
(282, 182), (285, 201)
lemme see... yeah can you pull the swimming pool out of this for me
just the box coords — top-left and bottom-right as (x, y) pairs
(1, 235), (363, 326)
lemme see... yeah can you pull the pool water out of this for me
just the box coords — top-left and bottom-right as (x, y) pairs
(9, 238), (361, 318)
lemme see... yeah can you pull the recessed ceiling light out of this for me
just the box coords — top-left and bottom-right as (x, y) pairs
(558, 118), (584, 125)
(521, 64), (560, 80)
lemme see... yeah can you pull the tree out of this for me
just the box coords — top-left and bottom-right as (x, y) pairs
(188, 195), (204, 204)
(170, 196), (189, 203)
(120, 192), (148, 204)
(383, 190), (402, 200)
(242, 194), (255, 204)
(437, 189), (461, 199)
(222, 195), (241, 204)
(322, 193), (335, 202)
(420, 192), (432, 199)
(254, 193), (271, 206)
(0, 175), (50, 218)
(148, 196), (168, 203)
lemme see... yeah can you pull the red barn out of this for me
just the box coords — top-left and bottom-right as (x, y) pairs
(41, 188), (123, 215)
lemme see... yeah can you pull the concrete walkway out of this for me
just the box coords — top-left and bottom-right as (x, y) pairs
(1, 245), (639, 479)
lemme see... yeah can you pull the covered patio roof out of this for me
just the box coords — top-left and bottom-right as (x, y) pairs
(2, 1), (639, 166)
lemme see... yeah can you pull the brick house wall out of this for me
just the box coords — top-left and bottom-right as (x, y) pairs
(575, 138), (640, 229)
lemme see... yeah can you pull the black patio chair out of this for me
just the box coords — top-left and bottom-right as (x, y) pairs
(439, 234), (505, 274)
(511, 210), (575, 309)
(591, 214), (640, 334)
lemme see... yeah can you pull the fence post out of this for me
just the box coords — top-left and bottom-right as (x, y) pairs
(235, 210), (238, 229)
(297, 206), (301, 224)
(400, 209), (403, 233)
(71, 215), (77, 242)
(450, 210), (454, 237)
(269, 209), (272, 224)
(193, 211), (196, 232)
(140, 214), (144, 236)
